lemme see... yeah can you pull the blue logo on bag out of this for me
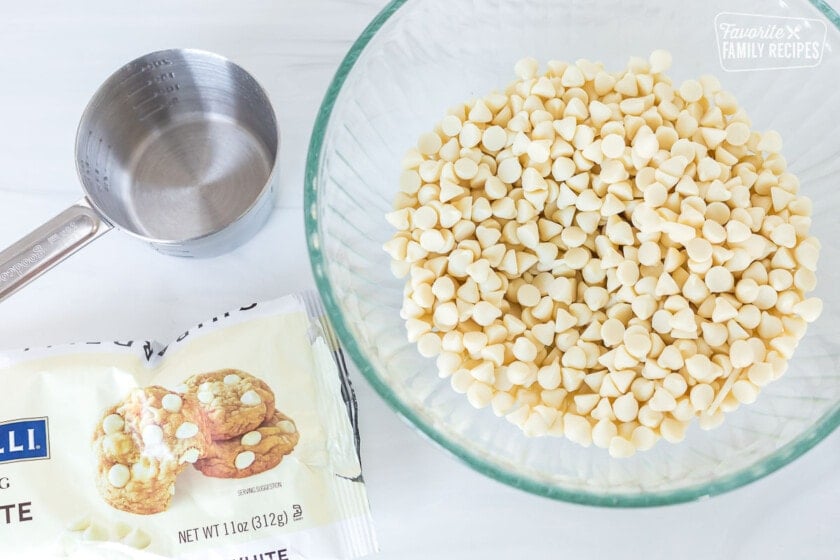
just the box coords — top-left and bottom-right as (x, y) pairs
(0, 418), (50, 464)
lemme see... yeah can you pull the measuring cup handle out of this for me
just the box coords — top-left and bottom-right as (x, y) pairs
(0, 198), (112, 302)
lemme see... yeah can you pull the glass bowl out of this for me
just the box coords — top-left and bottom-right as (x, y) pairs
(305, 0), (840, 506)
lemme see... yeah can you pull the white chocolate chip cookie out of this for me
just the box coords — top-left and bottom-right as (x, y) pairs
(193, 410), (299, 479)
(183, 369), (275, 440)
(92, 386), (210, 514)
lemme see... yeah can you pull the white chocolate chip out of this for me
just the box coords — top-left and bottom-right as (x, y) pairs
(514, 57), (539, 79)
(417, 132), (442, 155)
(113, 522), (132, 540)
(747, 362), (774, 387)
(482, 126), (507, 152)
(175, 422), (199, 439)
(705, 266), (734, 293)
(240, 390), (263, 406)
(608, 437), (636, 458)
(563, 414), (592, 446)
(277, 420), (297, 434)
(601, 134), (625, 159)
(726, 122), (751, 145)
(241, 431), (263, 446)
(730, 339), (755, 368)
(83, 523), (109, 542)
(732, 380), (759, 404)
(517, 284), (541, 307)
(649, 49), (672, 73)
(612, 393), (639, 422)
(631, 426), (657, 451)
(108, 464), (130, 488)
(793, 297), (823, 323)
(649, 388), (677, 412)
(234, 451), (256, 470)
(690, 383), (715, 412)
(197, 391), (214, 404)
(592, 418), (617, 448)
(678, 79), (703, 102)
(660, 418), (687, 443)
(122, 528), (152, 550)
(66, 514), (91, 532)
(441, 115), (462, 138)
(181, 448), (201, 464)
(161, 393), (183, 413)
(102, 414), (124, 435)
(131, 460), (156, 482)
(141, 425), (164, 446)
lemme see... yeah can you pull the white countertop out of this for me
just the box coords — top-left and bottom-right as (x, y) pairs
(0, 1), (837, 558)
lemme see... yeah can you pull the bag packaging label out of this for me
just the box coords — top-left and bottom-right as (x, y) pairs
(0, 292), (378, 559)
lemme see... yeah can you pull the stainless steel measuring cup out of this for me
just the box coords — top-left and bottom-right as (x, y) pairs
(0, 48), (279, 302)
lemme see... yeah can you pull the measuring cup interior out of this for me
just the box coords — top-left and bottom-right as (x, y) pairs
(75, 49), (278, 243)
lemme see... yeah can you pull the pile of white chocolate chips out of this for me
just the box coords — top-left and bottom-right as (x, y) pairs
(383, 51), (823, 458)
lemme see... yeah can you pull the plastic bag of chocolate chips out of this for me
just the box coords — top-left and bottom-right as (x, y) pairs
(0, 292), (378, 559)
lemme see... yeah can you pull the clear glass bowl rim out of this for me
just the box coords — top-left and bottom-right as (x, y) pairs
(304, 0), (840, 507)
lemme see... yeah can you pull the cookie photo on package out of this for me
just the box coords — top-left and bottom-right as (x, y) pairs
(0, 292), (378, 559)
